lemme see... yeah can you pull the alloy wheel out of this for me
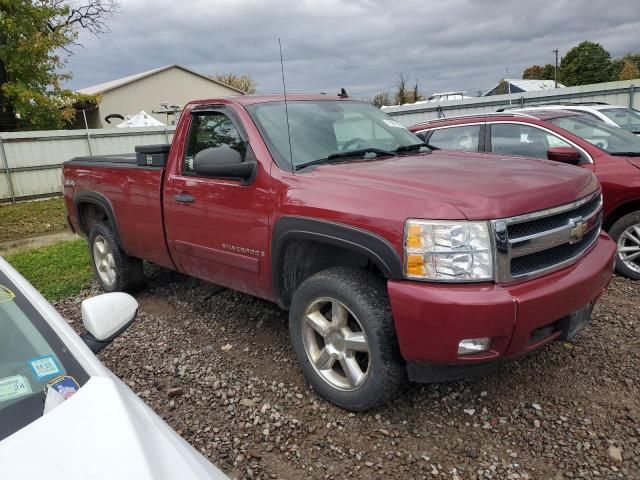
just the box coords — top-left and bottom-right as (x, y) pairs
(93, 235), (117, 286)
(301, 297), (371, 391)
(617, 223), (640, 274)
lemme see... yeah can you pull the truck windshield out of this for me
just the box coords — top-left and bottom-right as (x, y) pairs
(549, 114), (640, 155)
(599, 108), (640, 134)
(247, 101), (423, 169)
(0, 271), (88, 441)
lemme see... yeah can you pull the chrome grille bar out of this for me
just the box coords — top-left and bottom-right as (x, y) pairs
(491, 192), (603, 284)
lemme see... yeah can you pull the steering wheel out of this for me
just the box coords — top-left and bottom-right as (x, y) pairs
(341, 138), (367, 152)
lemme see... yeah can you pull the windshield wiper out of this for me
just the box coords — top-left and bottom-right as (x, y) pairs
(609, 151), (640, 157)
(394, 143), (431, 154)
(294, 148), (395, 171)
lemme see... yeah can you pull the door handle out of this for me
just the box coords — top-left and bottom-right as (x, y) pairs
(174, 193), (195, 203)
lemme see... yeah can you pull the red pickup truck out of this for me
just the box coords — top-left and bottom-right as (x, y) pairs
(63, 95), (616, 411)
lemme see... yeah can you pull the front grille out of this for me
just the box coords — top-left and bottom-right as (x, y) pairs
(508, 194), (601, 239)
(510, 226), (599, 277)
(492, 192), (603, 283)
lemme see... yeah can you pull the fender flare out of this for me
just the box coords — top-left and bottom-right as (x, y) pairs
(271, 216), (403, 303)
(73, 191), (126, 252)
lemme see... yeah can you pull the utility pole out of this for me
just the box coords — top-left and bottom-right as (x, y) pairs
(553, 48), (559, 88)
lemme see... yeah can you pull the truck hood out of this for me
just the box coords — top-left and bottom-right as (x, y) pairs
(305, 150), (599, 220)
(627, 157), (640, 171)
(0, 377), (228, 480)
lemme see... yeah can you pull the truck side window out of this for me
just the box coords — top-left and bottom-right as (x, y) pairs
(428, 125), (480, 152)
(184, 112), (245, 174)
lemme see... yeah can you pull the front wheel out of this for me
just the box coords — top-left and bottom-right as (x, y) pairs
(609, 212), (640, 280)
(289, 267), (406, 411)
(88, 223), (143, 292)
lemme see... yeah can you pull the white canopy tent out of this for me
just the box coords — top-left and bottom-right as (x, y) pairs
(116, 111), (165, 128)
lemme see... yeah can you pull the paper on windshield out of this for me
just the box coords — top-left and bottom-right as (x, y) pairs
(0, 375), (32, 402)
(43, 386), (65, 414)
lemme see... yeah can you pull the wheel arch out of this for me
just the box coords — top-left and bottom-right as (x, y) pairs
(603, 198), (640, 231)
(271, 217), (402, 308)
(74, 192), (127, 252)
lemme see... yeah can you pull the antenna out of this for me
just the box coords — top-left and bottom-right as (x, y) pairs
(279, 38), (295, 172)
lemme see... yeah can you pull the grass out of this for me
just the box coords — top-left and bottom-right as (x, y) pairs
(0, 197), (68, 242)
(5, 239), (93, 301)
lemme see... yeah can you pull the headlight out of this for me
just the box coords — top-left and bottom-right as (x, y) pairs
(404, 220), (494, 282)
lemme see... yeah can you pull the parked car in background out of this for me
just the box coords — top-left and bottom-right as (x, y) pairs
(499, 104), (640, 135)
(0, 257), (228, 480)
(62, 94), (615, 411)
(410, 110), (640, 280)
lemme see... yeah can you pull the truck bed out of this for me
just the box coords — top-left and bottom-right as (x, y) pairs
(63, 153), (174, 269)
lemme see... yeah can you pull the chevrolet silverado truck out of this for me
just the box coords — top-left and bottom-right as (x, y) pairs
(63, 94), (616, 411)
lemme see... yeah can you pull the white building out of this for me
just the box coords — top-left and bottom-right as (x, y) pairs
(75, 65), (245, 128)
(483, 79), (565, 96)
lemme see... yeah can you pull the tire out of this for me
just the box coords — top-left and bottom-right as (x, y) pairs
(289, 267), (407, 411)
(608, 211), (640, 280)
(88, 223), (144, 292)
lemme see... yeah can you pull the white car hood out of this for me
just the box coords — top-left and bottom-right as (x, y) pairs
(0, 377), (228, 479)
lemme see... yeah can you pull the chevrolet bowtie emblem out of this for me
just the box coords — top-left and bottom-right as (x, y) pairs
(569, 216), (587, 243)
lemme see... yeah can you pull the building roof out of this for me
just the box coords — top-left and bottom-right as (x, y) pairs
(483, 79), (565, 96)
(77, 64), (246, 95)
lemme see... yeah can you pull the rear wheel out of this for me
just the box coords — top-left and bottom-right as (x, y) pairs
(289, 267), (406, 411)
(88, 223), (143, 292)
(609, 212), (640, 280)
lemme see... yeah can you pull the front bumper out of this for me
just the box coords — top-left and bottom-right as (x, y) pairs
(387, 232), (616, 382)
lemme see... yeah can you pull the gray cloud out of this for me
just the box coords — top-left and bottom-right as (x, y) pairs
(66, 0), (640, 98)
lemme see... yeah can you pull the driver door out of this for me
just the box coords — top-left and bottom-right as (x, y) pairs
(163, 107), (271, 298)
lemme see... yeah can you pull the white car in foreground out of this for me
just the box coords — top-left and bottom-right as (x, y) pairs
(0, 257), (228, 480)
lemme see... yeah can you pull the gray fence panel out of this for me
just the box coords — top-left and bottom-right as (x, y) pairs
(0, 126), (175, 202)
(382, 79), (640, 126)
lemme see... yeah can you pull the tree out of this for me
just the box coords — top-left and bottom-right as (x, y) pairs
(214, 73), (257, 94)
(559, 41), (613, 86)
(618, 60), (640, 81)
(0, 1), (117, 131)
(623, 53), (640, 72)
(611, 58), (626, 79)
(523, 65), (543, 79)
(522, 64), (556, 80)
(541, 64), (556, 81)
(394, 74), (422, 105)
(372, 91), (391, 108)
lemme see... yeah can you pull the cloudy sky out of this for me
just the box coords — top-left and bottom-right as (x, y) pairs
(66, 0), (640, 98)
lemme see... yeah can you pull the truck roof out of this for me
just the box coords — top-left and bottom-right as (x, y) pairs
(189, 94), (354, 107)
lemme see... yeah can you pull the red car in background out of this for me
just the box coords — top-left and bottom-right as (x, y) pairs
(410, 110), (640, 280)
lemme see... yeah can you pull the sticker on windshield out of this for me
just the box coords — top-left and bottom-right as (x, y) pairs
(47, 375), (79, 400)
(382, 119), (405, 128)
(0, 375), (32, 402)
(0, 285), (15, 303)
(28, 355), (61, 379)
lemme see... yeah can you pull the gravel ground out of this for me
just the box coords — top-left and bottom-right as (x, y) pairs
(55, 266), (639, 479)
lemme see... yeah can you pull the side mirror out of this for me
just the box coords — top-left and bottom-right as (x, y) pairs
(547, 146), (582, 165)
(193, 146), (256, 181)
(80, 293), (138, 354)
